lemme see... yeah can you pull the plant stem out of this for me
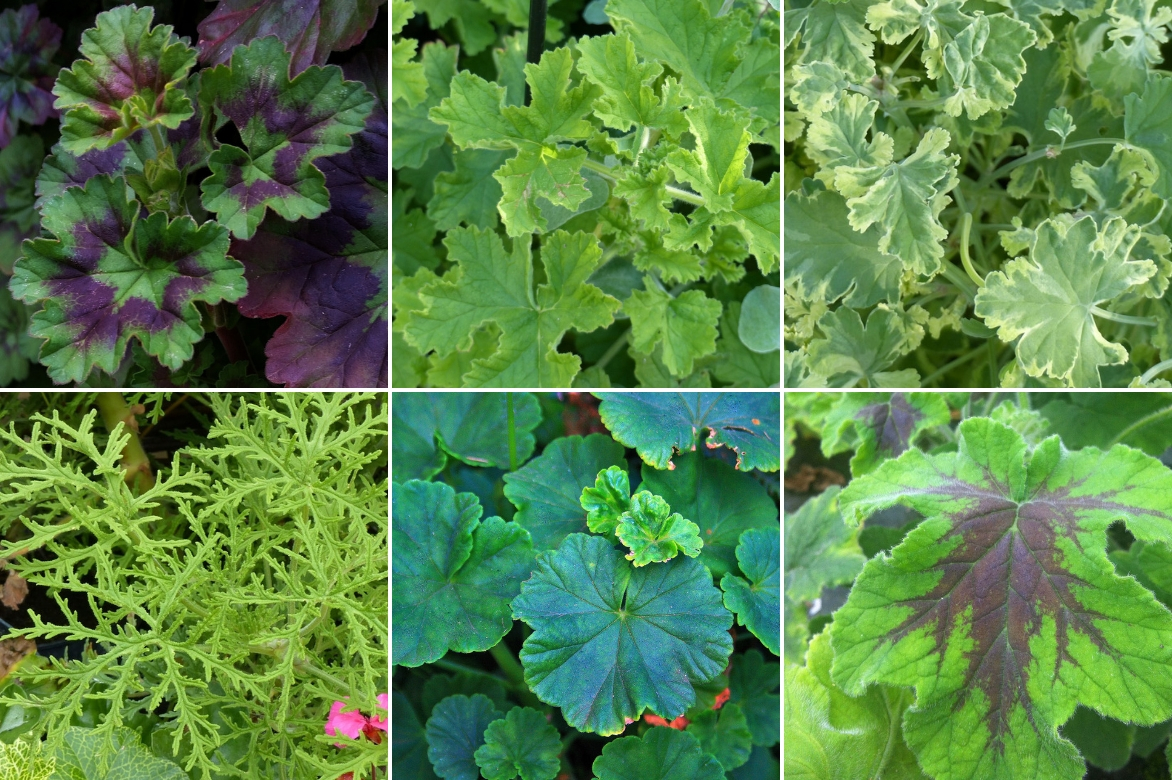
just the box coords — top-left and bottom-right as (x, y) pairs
(888, 30), (924, 74)
(1108, 404), (1172, 447)
(148, 123), (167, 155)
(937, 261), (978, 302)
(594, 328), (631, 372)
(489, 640), (525, 688)
(579, 158), (706, 206)
(921, 346), (987, 386)
(957, 212), (984, 287)
(979, 138), (1127, 187)
(96, 393), (155, 492)
(506, 393), (518, 472)
(1091, 306), (1157, 326)
(209, 303), (253, 368)
(1139, 359), (1172, 386)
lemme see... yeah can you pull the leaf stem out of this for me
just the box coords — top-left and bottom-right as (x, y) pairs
(594, 327), (631, 372)
(936, 261), (977, 302)
(1091, 306), (1157, 327)
(921, 346), (988, 386)
(1107, 404), (1172, 447)
(579, 158), (706, 206)
(888, 30), (924, 74)
(957, 212), (984, 287)
(487, 640), (545, 708)
(96, 393), (155, 492)
(507, 393), (518, 472)
(978, 138), (1128, 187)
(1138, 359), (1172, 387)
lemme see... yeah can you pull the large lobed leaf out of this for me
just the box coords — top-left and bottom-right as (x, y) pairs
(0, 5), (60, 149)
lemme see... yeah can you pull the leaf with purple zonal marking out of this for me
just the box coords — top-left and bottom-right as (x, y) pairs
(10, 174), (244, 385)
(53, 5), (197, 153)
(233, 53), (387, 387)
(197, 0), (383, 75)
(820, 392), (952, 476)
(200, 36), (374, 239)
(0, 5), (61, 149)
(830, 417), (1172, 780)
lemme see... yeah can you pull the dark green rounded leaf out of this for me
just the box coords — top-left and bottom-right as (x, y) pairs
(512, 533), (733, 735)
(721, 527), (780, 654)
(686, 703), (753, 772)
(422, 674), (510, 718)
(426, 694), (504, 780)
(730, 650), (780, 747)
(591, 727), (724, 780)
(473, 707), (561, 780)
(394, 692), (439, 780)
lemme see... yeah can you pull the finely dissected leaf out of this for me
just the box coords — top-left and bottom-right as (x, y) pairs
(591, 727), (724, 780)
(403, 228), (620, 387)
(53, 5), (196, 153)
(615, 490), (703, 566)
(624, 286), (722, 378)
(198, 0), (383, 75)
(806, 306), (921, 388)
(721, 527), (780, 654)
(729, 650), (780, 747)
(819, 391), (952, 476)
(686, 704), (752, 772)
(974, 215), (1156, 387)
(579, 464), (632, 536)
(0, 5), (60, 148)
(52, 726), (185, 780)
(392, 480), (535, 667)
(503, 435), (627, 550)
(425, 694), (503, 780)
(512, 533), (733, 735)
(0, 134), (41, 274)
(784, 488), (865, 603)
(575, 32), (688, 136)
(831, 417), (1172, 780)
(597, 392), (780, 472)
(199, 36), (374, 239)
(391, 392), (541, 482)
(10, 174), (244, 385)
(473, 707), (561, 780)
(641, 453), (778, 578)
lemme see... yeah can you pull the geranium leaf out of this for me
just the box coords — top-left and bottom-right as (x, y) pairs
(575, 32), (689, 136)
(53, 5), (196, 154)
(715, 174), (781, 274)
(200, 36), (374, 239)
(720, 527), (780, 654)
(0, 284), (36, 386)
(473, 707), (561, 780)
(392, 42), (458, 170)
(806, 306), (921, 388)
(597, 392), (780, 472)
(940, 15), (1035, 119)
(665, 99), (752, 213)
(0, 5), (60, 148)
(615, 490), (703, 566)
(52, 726), (185, 780)
(797, 0), (876, 83)
(0, 134), (41, 274)
(512, 533), (733, 735)
(685, 704), (752, 773)
(425, 694), (503, 780)
(503, 435), (627, 551)
(403, 228), (619, 387)
(738, 284), (780, 354)
(391, 392), (542, 483)
(623, 286), (722, 378)
(392, 0), (428, 108)
(395, 693), (441, 780)
(10, 174), (243, 384)
(578, 464), (632, 537)
(713, 301), (781, 388)
(198, 0), (383, 75)
(784, 488), (866, 604)
(831, 417), (1172, 780)
(591, 727), (724, 780)
(729, 650), (780, 747)
(641, 453), (778, 578)
(974, 215), (1156, 387)
(392, 480), (535, 667)
(819, 391), (952, 476)
(428, 149), (510, 232)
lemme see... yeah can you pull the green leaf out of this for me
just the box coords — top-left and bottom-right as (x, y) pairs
(624, 286), (722, 377)
(729, 650), (780, 748)
(592, 727), (724, 780)
(429, 149), (511, 232)
(713, 302), (781, 388)
(940, 15), (1036, 119)
(615, 490), (704, 566)
(392, 480), (535, 667)
(974, 215), (1156, 387)
(392, 0), (428, 108)
(0, 740), (52, 780)
(422, 675), (510, 718)
(597, 392), (780, 472)
(686, 704), (753, 772)
(404, 228), (620, 387)
(666, 99), (752, 213)
(830, 417), (1172, 780)
(819, 392), (953, 476)
(392, 42), (459, 170)
(395, 692), (440, 780)
(1037, 392), (1172, 454)
(798, 0), (877, 82)
(53, 6), (196, 153)
(391, 392), (541, 482)
(721, 527), (780, 654)
(806, 307), (921, 388)
(425, 694), (504, 780)
(783, 487), (865, 603)
(738, 285), (780, 354)
(502, 434), (627, 550)
(51, 726), (185, 780)
(473, 707), (561, 780)
(578, 464), (632, 536)
(575, 32), (689, 136)
(641, 453), (779, 578)
(804, 92), (893, 185)
(1060, 707), (1135, 770)
(716, 175), (781, 274)
(1127, 74), (1172, 198)
(512, 533), (733, 735)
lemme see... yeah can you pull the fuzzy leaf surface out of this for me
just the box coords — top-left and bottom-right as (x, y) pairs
(784, 487), (866, 603)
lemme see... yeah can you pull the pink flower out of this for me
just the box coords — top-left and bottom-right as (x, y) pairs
(325, 694), (389, 747)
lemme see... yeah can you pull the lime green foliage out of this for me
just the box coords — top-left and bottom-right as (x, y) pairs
(392, 1), (427, 107)
(0, 739), (53, 780)
(720, 527), (780, 654)
(818, 391), (952, 476)
(578, 464), (632, 535)
(614, 490), (703, 566)
(592, 727), (724, 780)
(783, 487), (865, 603)
(473, 707), (561, 780)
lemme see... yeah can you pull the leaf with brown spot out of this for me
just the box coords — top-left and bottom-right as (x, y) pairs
(2, 571), (27, 609)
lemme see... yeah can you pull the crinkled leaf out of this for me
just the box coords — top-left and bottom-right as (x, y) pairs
(53, 5), (196, 153)
(721, 527), (780, 654)
(404, 228), (619, 387)
(806, 307), (921, 388)
(198, 0), (383, 75)
(579, 464), (632, 536)
(391, 392), (541, 483)
(575, 32), (689, 136)
(0, 5), (60, 148)
(200, 37), (374, 239)
(429, 149), (510, 232)
(392, 42), (458, 170)
(425, 694), (503, 780)
(820, 392), (952, 476)
(391, 1), (427, 108)
(502, 434), (627, 550)
(623, 286), (721, 378)
(665, 100), (751, 213)
(716, 175), (781, 274)
(10, 174), (243, 385)
(784, 488), (865, 604)
(974, 215), (1156, 387)
(729, 650), (780, 747)
(52, 726), (185, 780)
(941, 15), (1036, 119)
(392, 480), (535, 667)
(473, 707), (561, 780)
(615, 490), (703, 566)
(830, 417), (1172, 780)
(641, 453), (778, 578)
(512, 533), (733, 735)
(592, 727), (724, 780)
(797, 0), (876, 82)
(597, 392), (780, 472)
(686, 704), (752, 772)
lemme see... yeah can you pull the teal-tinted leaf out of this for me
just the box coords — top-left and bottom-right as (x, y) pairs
(831, 417), (1172, 780)
(392, 481), (535, 667)
(729, 650), (780, 747)
(730, 745), (781, 780)
(473, 707), (561, 780)
(685, 703), (752, 772)
(51, 726), (185, 780)
(503, 434), (627, 550)
(784, 487), (865, 602)
(512, 533), (733, 735)
(819, 391), (952, 476)
(394, 692), (440, 780)
(721, 527), (780, 654)
(578, 464), (632, 536)
(391, 393), (542, 483)
(591, 727), (724, 780)
(425, 694), (504, 780)
(615, 490), (703, 566)
(421, 674), (510, 717)
(597, 392), (780, 472)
